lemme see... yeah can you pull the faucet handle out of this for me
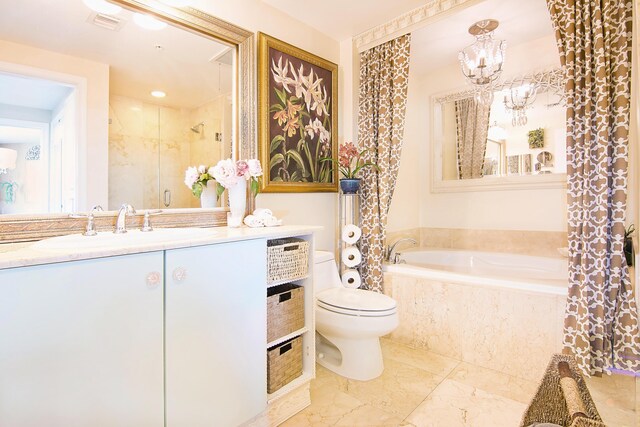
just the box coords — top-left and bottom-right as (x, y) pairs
(141, 210), (162, 232)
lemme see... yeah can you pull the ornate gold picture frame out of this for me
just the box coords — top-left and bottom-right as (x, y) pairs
(258, 33), (338, 193)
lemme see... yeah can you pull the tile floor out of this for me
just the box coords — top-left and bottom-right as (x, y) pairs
(281, 338), (637, 427)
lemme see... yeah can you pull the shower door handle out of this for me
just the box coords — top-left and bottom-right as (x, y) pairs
(163, 189), (171, 207)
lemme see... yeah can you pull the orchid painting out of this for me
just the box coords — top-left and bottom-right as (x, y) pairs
(258, 33), (338, 192)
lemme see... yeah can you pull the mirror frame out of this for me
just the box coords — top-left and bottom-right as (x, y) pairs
(0, 0), (256, 243)
(430, 68), (568, 193)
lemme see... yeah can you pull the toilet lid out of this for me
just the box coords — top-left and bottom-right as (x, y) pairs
(316, 288), (397, 313)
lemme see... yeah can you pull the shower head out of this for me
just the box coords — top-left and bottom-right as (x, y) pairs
(190, 122), (205, 133)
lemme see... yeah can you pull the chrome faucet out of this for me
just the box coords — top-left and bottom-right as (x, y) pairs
(114, 203), (136, 234)
(385, 238), (417, 263)
(69, 205), (103, 236)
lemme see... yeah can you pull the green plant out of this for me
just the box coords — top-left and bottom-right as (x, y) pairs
(320, 142), (378, 179)
(528, 128), (544, 149)
(625, 224), (635, 267)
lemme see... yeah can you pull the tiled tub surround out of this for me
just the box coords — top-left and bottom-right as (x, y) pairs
(386, 228), (568, 257)
(383, 250), (567, 382)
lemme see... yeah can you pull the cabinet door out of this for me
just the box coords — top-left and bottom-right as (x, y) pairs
(165, 240), (267, 427)
(0, 252), (164, 427)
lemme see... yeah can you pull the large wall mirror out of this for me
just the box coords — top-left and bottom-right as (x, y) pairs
(0, 0), (254, 216)
(411, 0), (568, 193)
(433, 69), (567, 192)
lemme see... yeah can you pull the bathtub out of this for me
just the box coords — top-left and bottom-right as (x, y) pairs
(384, 249), (568, 296)
(382, 248), (568, 381)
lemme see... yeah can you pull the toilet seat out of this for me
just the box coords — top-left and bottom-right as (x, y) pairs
(316, 288), (397, 317)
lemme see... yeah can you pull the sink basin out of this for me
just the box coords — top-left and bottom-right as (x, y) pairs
(32, 228), (219, 251)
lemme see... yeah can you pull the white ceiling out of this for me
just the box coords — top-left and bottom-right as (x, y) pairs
(0, 0), (233, 109)
(263, 0), (554, 71)
(0, 126), (43, 145)
(0, 73), (73, 111)
(410, 0), (554, 74)
(262, 0), (427, 41)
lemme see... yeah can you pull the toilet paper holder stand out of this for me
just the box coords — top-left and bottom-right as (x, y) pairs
(339, 191), (361, 277)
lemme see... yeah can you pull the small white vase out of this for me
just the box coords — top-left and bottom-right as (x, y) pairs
(200, 181), (217, 208)
(227, 179), (247, 227)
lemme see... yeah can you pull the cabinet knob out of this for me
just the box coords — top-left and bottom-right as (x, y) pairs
(172, 267), (187, 283)
(146, 271), (161, 288)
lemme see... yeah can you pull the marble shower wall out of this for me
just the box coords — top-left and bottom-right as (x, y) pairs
(109, 95), (228, 210)
(384, 272), (566, 382)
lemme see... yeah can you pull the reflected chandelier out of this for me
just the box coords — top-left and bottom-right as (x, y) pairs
(503, 80), (538, 126)
(458, 19), (506, 87)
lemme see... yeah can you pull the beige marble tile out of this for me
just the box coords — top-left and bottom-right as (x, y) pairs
(380, 338), (459, 378)
(588, 372), (637, 411)
(405, 379), (527, 427)
(418, 227), (568, 257)
(411, 279), (464, 359)
(340, 358), (444, 419)
(460, 286), (561, 382)
(386, 275), (417, 346)
(281, 383), (402, 427)
(446, 362), (538, 405)
(420, 227), (452, 248)
(311, 364), (348, 394)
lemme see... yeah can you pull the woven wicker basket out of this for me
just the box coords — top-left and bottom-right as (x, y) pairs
(267, 335), (303, 394)
(267, 284), (304, 343)
(520, 354), (606, 427)
(267, 238), (309, 283)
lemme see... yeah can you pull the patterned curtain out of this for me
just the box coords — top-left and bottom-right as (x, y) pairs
(454, 97), (491, 179)
(547, 0), (640, 375)
(357, 34), (411, 293)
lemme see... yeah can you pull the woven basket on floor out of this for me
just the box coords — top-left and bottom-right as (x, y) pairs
(520, 354), (606, 427)
(267, 283), (304, 343)
(267, 238), (309, 283)
(267, 335), (302, 394)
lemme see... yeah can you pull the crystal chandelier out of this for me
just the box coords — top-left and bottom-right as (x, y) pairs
(458, 19), (506, 87)
(503, 81), (538, 126)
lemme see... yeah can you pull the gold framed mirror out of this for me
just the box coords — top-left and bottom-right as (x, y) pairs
(0, 0), (256, 242)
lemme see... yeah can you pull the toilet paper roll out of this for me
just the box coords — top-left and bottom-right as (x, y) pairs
(341, 224), (362, 244)
(341, 246), (362, 268)
(341, 269), (361, 289)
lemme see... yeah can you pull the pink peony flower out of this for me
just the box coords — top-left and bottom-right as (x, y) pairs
(247, 159), (263, 178)
(236, 160), (249, 178)
(212, 159), (240, 188)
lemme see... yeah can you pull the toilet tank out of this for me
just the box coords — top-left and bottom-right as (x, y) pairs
(314, 251), (342, 293)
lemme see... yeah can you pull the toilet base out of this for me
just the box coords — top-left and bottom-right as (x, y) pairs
(316, 332), (384, 381)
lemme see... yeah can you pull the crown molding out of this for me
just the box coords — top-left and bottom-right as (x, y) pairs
(354, 0), (482, 52)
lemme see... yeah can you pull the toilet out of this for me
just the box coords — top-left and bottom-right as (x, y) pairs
(314, 251), (398, 381)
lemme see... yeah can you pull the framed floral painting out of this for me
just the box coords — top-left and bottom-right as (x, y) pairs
(258, 33), (338, 192)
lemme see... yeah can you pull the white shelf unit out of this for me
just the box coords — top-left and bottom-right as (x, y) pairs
(264, 233), (315, 418)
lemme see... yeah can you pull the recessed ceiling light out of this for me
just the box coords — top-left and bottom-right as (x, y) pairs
(82, 0), (122, 15)
(161, 0), (193, 6)
(133, 13), (168, 30)
(151, 90), (166, 98)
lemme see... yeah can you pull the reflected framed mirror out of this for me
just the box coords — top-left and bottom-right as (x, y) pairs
(432, 69), (567, 192)
(0, 0), (256, 241)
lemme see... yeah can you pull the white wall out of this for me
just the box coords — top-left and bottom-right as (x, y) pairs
(191, 0), (343, 251)
(0, 39), (109, 211)
(388, 34), (567, 232)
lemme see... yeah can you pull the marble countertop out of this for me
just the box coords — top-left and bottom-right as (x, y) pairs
(0, 225), (320, 270)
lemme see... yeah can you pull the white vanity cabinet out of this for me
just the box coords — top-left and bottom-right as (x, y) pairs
(0, 252), (165, 427)
(0, 227), (315, 426)
(165, 240), (267, 426)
